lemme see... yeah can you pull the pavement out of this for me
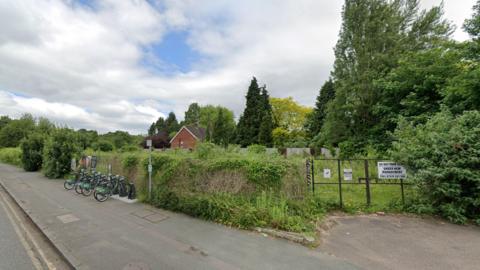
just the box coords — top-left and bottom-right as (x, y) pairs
(320, 214), (480, 270)
(0, 163), (358, 270)
(0, 188), (36, 270)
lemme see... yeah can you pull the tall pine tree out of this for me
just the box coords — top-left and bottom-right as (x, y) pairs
(236, 77), (263, 146)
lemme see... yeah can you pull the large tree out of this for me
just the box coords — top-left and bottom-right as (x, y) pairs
(236, 77), (264, 146)
(258, 86), (274, 147)
(183, 103), (201, 126)
(165, 112), (180, 135)
(321, 0), (452, 155)
(305, 79), (334, 139)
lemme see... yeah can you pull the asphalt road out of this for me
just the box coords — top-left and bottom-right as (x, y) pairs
(0, 190), (36, 270)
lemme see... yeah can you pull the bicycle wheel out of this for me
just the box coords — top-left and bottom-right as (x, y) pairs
(64, 180), (74, 190)
(74, 182), (83, 194)
(94, 190), (109, 202)
(82, 184), (93, 196)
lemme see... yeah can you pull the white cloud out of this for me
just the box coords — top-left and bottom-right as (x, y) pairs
(0, 0), (476, 134)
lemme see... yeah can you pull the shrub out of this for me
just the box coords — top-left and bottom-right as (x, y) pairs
(195, 142), (217, 159)
(247, 144), (266, 154)
(94, 140), (114, 152)
(20, 133), (44, 171)
(119, 144), (140, 152)
(43, 129), (80, 178)
(0, 148), (22, 166)
(391, 110), (480, 223)
(122, 154), (139, 170)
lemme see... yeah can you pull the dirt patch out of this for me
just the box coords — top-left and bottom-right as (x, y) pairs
(318, 214), (480, 270)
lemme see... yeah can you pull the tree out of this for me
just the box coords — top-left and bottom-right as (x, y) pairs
(464, 0), (480, 40)
(270, 97), (312, 132)
(258, 86), (274, 146)
(0, 114), (36, 147)
(0, 116), (11, 131)
(322, 0), (452, 154)
(148, 122), (156, 135)
(184, 103), (201, 125)
(76, 129), (98, 149)
(165, 112), (179, 134)
(236, 77), (265, 146)
(43, 128), (79, 178)
(20, 133), (44, 171)
(305, 79), (335, 138)
(37, 117), (55, 135)
(212, 109), (230, 146)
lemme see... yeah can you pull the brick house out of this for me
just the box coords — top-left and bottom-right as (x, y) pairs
(169, 125), (206, 150)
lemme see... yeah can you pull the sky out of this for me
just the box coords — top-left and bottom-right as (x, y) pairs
(0, 0), (476, 134)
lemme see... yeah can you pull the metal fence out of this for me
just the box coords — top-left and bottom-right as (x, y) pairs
(306, 158), (412, 208)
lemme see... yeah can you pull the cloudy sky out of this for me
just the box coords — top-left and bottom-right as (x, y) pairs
(0, 0), (476, 134)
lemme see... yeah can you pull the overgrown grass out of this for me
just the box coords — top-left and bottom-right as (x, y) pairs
(0, 147), (22, 166)
(81, 145), (414, 234)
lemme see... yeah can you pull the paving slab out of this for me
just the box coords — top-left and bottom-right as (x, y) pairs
(0, 163), (358, 270)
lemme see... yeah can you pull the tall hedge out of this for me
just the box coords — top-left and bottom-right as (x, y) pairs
(43, 129), (79, 178)
(20, 133), (45, 171)
(391, 110), (480, 224)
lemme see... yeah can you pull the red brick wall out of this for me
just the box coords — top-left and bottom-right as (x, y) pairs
(170, 128), (198, 149)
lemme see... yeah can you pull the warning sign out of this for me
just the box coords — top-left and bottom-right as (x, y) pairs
(377, 162), (407, 179)
(323, 169), (331, 178)
(343, 169), (353, 181)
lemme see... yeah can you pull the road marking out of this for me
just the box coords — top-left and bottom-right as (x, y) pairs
(0, 190), (43, 270)
(57, 214), (79, 224)
(0, 187), (57, 270)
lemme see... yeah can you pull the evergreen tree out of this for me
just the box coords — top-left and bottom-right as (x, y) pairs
(148, 122), (156, 135)
(305, 79), (335, 138)
(258, 86), (274, 146)
(236, 77), (263, 146)
(321, 0), (452, 155)
(155, 117), (166, 132)
(184, 103), (201, 125)
(165, 112), (179, 134)
(212, 109), (230, 146)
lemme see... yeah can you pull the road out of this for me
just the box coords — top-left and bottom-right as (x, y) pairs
(0, 163), (358, 270)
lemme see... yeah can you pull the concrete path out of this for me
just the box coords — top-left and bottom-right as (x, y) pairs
(0, 188), (36, 270)
(0, 163), (358, 270)
(320, 215), (480, 270)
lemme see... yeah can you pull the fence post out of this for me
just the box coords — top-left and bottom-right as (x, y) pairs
(364, 159), (371, 206)
(337, 159), (343, 208)
(311, 158), (315, 193)
(400, 178), (405, 205)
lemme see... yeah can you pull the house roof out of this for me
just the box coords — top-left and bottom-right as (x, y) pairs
(169, 125), (206, 143)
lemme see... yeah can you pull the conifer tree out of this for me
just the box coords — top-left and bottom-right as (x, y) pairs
(236, 77), (263, 146)
(305, 79), (335, 138)
(258, 86), (274, 146)
(184, 103), (201, 125)
(212, 109), (230, 146)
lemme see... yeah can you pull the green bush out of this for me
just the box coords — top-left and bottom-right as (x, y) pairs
(0, 148), (22, 166)
(20, 133), (44, 171)
(119, 144), (140, 152)
(94, 140), (114, 152)
(122, 154), (139, 170)
(195, 142), (217, 159)
(43, 129), (80, 178)
(247, 144), (266, 154)
(391, 110), (480, 223)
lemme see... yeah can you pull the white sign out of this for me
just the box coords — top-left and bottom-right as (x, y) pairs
(148, 164), (153, 173)
(146, 139), (152, 147)
(344, 169), (353, 181)
(378, 162), (407, 179)
(323, 169), (331, 178)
